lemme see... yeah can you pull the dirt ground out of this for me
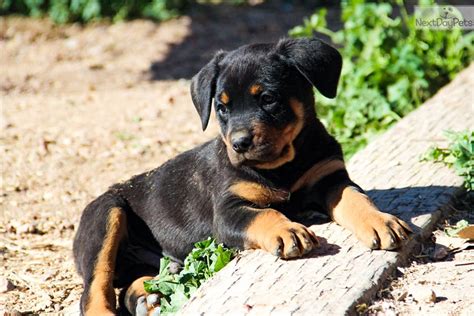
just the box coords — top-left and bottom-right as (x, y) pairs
(0, 2), (318, 314)
(366, 193), (474, 316)
(0, 2), (472, 315)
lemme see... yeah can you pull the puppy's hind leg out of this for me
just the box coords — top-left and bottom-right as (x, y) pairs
(73, 194), (128, 315)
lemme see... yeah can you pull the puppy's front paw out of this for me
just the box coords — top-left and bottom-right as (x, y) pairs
(355, 211), (413, 250)
(270, 221), (320, 259)
(329, 186), (413, 251)
(246, 210), (319, 259)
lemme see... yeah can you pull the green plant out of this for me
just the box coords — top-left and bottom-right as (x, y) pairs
(422, 130), (473, 191)
(1, 0), (190, 23)
(290, 0), (473, 157)
(444, 219), (469, 237)
(144, 237), (236, 314)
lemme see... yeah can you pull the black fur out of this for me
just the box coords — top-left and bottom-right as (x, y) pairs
(277, 38), (342, 98)
(190, 51), (226, 130)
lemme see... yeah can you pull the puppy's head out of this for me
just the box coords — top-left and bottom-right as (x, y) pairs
(191, 38), (342, 169)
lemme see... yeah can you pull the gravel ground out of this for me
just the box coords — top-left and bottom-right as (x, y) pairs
(366, 193), (474, 316)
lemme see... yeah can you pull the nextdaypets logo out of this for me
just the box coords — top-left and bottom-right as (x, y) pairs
(440, 6), (457, 19)
(415, 5), (474, 30)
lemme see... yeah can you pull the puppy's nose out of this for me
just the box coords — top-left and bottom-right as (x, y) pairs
(231, 132), (252, 153)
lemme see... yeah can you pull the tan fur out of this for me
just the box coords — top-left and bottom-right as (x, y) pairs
(254, 98), (305, 169)
(85, 208), (127, 315)
(249, 84), (263, 95)
(220, 91), (230, 104)
(229, 181), (289, 207)
(291, 159), (346, 192)
(245, 209), (318, 259)
(328, 186), (412, 250)
(221, 132), (242, 166)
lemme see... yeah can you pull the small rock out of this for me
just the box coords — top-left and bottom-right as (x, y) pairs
(409, 286), (437, 303)
(168, 261), (181, 274)
(7, 224), (17, 234)
(17, 223), (40, 234)
(0, 277), (15, 293)
(432, 245), (449, 260)
(380, 301), (397, 316)
(65, 38), (78, 49)
(89, 63), (105, 70)
(396, 290), (408, 301)
(355, 303), (368, 314)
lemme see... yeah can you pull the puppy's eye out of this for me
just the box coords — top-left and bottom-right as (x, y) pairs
(261, 94), (276, 104)
(216, 104), (228, 115)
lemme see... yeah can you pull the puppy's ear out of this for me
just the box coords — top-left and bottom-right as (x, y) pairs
(277, 38), (342, 98)
(190, 51), (226, 130)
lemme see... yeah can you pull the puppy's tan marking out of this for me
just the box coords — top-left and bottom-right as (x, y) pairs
(245, 209), (318, 259)
(85, 207), (127, 315)
(229, 181), (289, 207)
(291, 159), (346, 192)
(249, 84), (263, 95)
(124, 276), (155, 314)
(254, 98), (305, 169)
(328, 186), (413, 250)
(220, 91), (230, 104)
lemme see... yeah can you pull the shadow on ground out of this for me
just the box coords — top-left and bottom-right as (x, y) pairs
(148, 1), (342, 80)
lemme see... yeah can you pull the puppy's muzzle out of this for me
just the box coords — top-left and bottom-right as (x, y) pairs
(231, 130), (253, 154)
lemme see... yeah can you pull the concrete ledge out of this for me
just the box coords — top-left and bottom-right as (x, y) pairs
(178, 64), (473, 315)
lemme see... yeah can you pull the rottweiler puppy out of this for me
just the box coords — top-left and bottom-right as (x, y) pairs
(73, 37), (412, 315)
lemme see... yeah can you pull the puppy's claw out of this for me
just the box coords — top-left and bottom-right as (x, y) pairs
(371, 238), (380, 250)
(135, 294), (161, 316)
(398, 219), (414, 234)
(135, 296), (148, 316)
(389, 237), (398, 249)
(274, 237), (283, 257)
(309, 232), (320, 247)
(146, 294), (160, 307)
(302, 238), (313, 254)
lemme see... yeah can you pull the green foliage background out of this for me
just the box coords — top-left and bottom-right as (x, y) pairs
(290, 0), (474, 157)
(422, 130), (474, 191)
(0, 0), (190, 23)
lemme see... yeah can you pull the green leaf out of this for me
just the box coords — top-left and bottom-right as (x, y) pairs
(145, 237), (236, 314)
(422, 130), (473, 190)
(445, 220), (469, 237)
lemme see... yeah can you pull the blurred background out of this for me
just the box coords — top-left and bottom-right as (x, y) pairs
(0, 0), (472, 314)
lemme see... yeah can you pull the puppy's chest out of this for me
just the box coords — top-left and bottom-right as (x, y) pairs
(253, 165), (331, 215)
(233, 174), (323, 213)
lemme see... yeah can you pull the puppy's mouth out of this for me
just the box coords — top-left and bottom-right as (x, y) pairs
(245, 144), (291, 165)
(227, 143), (293, 169)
